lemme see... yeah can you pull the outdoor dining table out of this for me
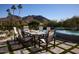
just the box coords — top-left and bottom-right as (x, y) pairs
(24, 30), (56, 49)
(25, 30), (47, 48)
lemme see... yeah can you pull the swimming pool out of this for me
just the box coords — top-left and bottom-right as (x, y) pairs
(56, 30), (79, 36)
(55, 30), (79, 43)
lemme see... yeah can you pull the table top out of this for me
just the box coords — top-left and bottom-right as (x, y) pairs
(24, 30), (47, 35)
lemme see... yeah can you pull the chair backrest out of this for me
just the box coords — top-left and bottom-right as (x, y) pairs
(47, 27), (51, 31)
(13, 27), (18, 37)
(23, 26), (29, 32)
(47, 30), (54, 43)
(18, 28), (23, 38)
(39, 26), (43, 31)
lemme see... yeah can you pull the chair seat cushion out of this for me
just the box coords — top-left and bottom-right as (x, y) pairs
(40, 39), (46, 43)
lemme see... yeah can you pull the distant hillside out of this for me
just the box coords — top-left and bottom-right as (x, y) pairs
(0, 15), (50, 23)
(0, 15), (21, 21)
(22, 15), (50, 23)
(62, 16), (79, 27)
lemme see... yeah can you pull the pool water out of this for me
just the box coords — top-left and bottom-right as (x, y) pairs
(56, 30), (79, 36)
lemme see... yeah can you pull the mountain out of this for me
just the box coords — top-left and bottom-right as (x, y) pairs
(0, 15), (21, 21)
(22, 15), (50, 23)
(0, 15), (50, 23)
(62, 16), (79, 28)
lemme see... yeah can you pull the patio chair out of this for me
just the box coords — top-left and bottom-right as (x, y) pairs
(17, 28), (33, 47)
(39, 30), (55, 52)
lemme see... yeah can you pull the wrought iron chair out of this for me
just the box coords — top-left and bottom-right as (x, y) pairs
(39, 30), (55, 52)
(17, 28), (33, 48)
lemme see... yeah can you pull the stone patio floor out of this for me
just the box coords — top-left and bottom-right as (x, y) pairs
(0, 39), (79, 54)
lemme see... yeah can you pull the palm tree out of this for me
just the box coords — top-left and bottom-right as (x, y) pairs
(6, 9), (12, 16)
(17, 4), (23, 27)
(11, 5), (16, 15)
(17, 4), (22, 16)
(10, 5), (16, 27)
(6, 9), (10, 13)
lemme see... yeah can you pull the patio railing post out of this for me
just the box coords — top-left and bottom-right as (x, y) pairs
(53, 28), (56, 48)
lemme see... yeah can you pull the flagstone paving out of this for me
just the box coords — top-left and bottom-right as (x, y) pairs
(71, 48), (79, 54)
(0, 40), (79, 54)
(37, 50), (51, 54)
(64, 42), (77, 46)
(65, 52), (72, 54)
(58, 44), (71, 49)
(50, 40), (61, 45)
(49, 47), (64, 53)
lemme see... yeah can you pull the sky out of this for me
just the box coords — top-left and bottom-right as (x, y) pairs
(0, 4), (79, 21)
